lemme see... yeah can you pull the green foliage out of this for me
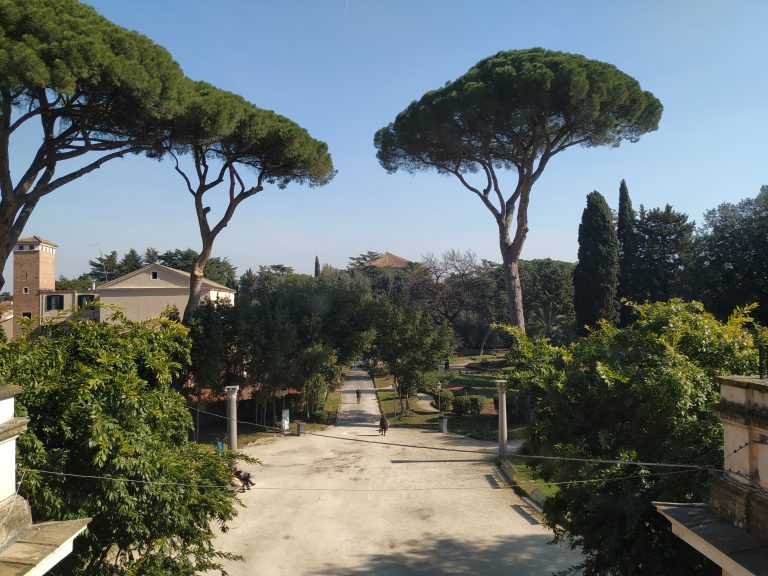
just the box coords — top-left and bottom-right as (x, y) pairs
(56, 274), (94, 291)
(368, 300), (453, 409)
(519, 259), (576, 343)
(522, 300), (758, 575)
(374, 48), (660, 330)
(617, 179), (638, 326)
(432, 388), (454, 412)
(311, 410), (330, 424)
(574, 191), (619, 333)
(190, 270), (372, 418)
(0, 0), (188, 290)
(688, 186), (768, 324)
(634, 204), (694, 302)
(375, 48), (661, 175)
(451, 395), (483, 416)
(0, 314), (240, 576)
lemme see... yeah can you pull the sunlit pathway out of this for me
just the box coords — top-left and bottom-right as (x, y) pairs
(206, 370), (581, 575)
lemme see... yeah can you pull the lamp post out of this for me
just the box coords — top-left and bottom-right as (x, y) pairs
(437, 381), (442, 415)
(494, 380), (508, 457)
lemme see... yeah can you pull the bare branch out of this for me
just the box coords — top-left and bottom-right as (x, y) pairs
(25, 148), (132, 204)
(171, 151), (195, 196)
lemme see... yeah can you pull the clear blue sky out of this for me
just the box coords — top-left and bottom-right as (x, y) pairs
(6, 0), (768, 285)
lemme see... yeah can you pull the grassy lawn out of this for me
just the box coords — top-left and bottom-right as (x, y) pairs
(375, 376), (441, 427)
(374, 372), (526, 440)
(450, 372), (501, 399)
(450, 349), (508, 365)
(322, 388), (342, 424)
(501, 461), (558, 503)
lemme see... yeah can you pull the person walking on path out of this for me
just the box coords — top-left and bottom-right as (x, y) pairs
(379, 414), (389, 436)
(356, 387), (361, 403)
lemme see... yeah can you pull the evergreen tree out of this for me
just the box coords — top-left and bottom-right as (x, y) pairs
(573, 191), (619, 334)
(117, 248), (145, 276)
(238, 268), (259, 301)
(88, 251), (119, 282)
(688, 186), (768, 323)
(144, 247), (159, 264)
(314, 256), (321, 278)
(634, 204), (694, 302)
(616, 180), (637, 325)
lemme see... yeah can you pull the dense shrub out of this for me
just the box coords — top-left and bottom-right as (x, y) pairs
(431, 388), (454, 412)
(311, 410), (330, 424)
(452, 395), (483, 416)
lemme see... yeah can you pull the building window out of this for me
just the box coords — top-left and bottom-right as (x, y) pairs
(17, 245), (23, 250)
(45, 294), (64, 311)
(22, 287), (29, 294)
(77, 294), (95, 307)
(22, 312), (31, 318)
(151, 271), (158, 280)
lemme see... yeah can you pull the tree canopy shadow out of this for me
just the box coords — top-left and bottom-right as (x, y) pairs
(317, 533), (581, 576)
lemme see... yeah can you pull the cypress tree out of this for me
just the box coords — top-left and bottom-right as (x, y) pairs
(573, 191), (619, 334)
(617, 180), (637, 325)
(314, 256), (321, 278)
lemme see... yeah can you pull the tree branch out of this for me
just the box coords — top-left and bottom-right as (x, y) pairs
(171, 151), (196, 196)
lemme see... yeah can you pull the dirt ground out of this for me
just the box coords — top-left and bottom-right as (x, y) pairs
(206, 370), (581, 575)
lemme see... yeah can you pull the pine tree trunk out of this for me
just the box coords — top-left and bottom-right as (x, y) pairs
(500, 247), (526, 332)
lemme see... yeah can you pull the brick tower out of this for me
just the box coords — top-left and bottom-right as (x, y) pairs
(12, 236), (57, 337)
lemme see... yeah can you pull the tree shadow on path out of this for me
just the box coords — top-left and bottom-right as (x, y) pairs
(317, 533), (581, 576)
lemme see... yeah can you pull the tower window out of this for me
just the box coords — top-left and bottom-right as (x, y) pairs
(45, 294), (64, 311)
(22, 287), (29, 294)
(151, 271), (158, 280)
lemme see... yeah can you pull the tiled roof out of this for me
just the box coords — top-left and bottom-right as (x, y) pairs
(368, 252), (410, 269)
(16, 236), (58, 247)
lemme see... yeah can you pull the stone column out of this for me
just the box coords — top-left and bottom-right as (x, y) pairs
(225, 386), (239, 451)
(495, 380), (508, 457)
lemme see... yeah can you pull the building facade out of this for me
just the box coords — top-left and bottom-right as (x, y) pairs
(10, 237), (235, 337)
(655, 375), (768, 576)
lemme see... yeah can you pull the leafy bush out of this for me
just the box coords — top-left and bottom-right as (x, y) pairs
(432, 388), (454, 412)
(311, 410), (330, 424)
(452, 395), (483, 416)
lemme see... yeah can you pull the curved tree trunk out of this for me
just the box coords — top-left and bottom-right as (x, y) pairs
(183, 242), (213, 322)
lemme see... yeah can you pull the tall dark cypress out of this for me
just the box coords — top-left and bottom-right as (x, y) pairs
(314, 255), (321, 278)
(573, 191), (620, 335)
(616, 180), (637, 325)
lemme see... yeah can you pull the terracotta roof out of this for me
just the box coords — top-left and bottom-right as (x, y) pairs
(16, 236), (58, 247)
(368, 252), (411, 269)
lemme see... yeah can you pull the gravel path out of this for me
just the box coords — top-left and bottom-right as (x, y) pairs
(206, 370), (581, 575)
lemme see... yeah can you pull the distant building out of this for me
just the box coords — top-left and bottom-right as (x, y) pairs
(367, 251), (411, 269)
(655, 374), (768, 576)
(11, 237), (235, 337)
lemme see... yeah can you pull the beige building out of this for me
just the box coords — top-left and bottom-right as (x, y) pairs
(10, 237), (235, 337)
(655, 374), (768, 576)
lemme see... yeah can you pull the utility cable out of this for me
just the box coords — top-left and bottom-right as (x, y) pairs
(186, 405), (282, 432)
(306, 430), (712, 471)
(13, 466), (709, 494)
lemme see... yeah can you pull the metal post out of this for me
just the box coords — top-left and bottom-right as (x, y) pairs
(495, 380), (508, 457)
(225, 385), (239, 451)
(437, 382), (442, 415)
